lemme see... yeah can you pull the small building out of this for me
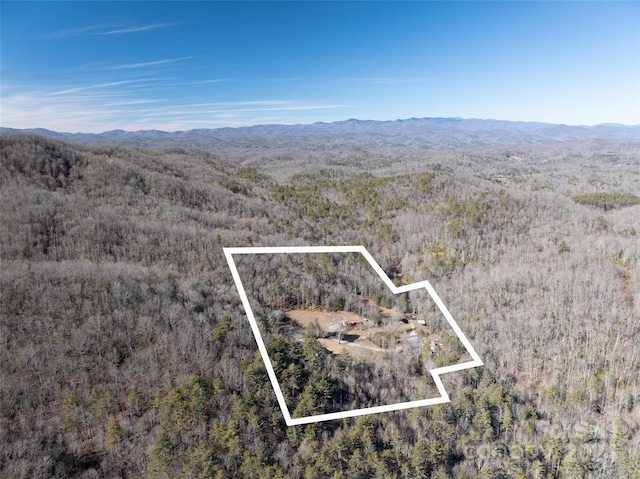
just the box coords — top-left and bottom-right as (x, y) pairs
(342, 319), (362, 328)
(491, 175), (509, 183)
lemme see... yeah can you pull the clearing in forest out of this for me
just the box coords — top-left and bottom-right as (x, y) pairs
(224, 245), (483, 426)
(284, 307), (439, 359)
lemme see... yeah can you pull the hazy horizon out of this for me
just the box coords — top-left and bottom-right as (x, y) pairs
(4, 115), (640, 137)
(2, 1), (639, 132)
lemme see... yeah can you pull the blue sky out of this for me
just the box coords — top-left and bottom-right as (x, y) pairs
(1, 1), (639, 132)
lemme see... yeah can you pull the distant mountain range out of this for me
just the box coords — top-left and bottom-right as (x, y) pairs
(2, 117), (639, 149)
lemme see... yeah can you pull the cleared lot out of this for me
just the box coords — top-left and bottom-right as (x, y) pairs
(284, 307), (434, 359)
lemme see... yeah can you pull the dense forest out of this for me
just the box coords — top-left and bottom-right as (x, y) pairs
(0, 131), (639, 478)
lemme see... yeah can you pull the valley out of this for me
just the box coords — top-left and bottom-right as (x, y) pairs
(0, 125), (638, 478)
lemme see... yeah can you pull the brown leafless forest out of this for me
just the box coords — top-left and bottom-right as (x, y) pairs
(1, 131), (639, 478)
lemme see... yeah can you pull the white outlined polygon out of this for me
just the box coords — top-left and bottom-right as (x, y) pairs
(224, 245), (483, 426)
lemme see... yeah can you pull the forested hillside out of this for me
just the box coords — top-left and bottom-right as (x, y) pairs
(1, 132), (639, 478)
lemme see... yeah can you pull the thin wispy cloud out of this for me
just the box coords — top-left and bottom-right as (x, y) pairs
(144, 79), (229, 88)
(48, 24), (116, 38)
(51, 80), (148, 96)
(218, 104), (348, 113)
(1, 84), (347, 133)
(102, 23), (174, 35)
(183, 100), (294, 108)
(7, 2), (638, 129)
(49, 23), (174, 38)
(180, 79), (228, 86)
(110, 57), (194, 70)
(346, 77), (434, 85)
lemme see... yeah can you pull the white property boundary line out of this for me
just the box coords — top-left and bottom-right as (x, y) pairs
(223, 245), (483, 426)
